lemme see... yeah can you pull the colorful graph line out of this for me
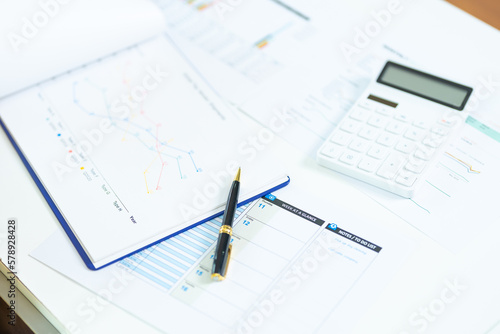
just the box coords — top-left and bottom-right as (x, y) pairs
(71, 74), (201, 194)
(410, 199), (430, 214)
(425, 180), (451, 198)
(444, 152), (481, 174)
(196, 2), (213, 11)
(185, 0), (213, 11)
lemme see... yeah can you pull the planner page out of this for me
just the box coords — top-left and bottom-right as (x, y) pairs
(31, 186), (415, 333)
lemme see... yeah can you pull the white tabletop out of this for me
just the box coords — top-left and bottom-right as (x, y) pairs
(1, 0), (500, 333)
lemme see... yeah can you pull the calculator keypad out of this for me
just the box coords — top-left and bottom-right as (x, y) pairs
(318, 99), (454, 197)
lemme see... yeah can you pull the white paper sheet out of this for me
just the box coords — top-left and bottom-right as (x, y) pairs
(31, 185), (415, 333)
(362, 116), (500, 252)
(0, 0), (165, 98)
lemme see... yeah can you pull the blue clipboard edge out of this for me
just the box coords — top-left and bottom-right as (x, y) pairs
(0, 116), (95, 270)
(1, 116), (290, 270)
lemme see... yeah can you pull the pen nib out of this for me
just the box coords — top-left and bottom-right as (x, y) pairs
(234, 167), (241, 182)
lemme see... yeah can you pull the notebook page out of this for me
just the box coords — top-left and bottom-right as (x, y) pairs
(0, 0), (165, 98)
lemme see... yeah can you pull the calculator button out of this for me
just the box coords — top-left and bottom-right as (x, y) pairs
(395, 140), (416, 154)
(358, 157), (380, 173)
(414, 148), (435, 161)
(405, 159), (426, 173)
(349, 107), (371, 122)
(358, 100), (373, 110)
(394, 113), (411, 123)
(340, 119), (362, 134)
(412, 120), (430, 129)
(368, 115), (389, 128)
(385, 121), (406, 135)
(349, 139), (370, 153)
(404, 127), (425, 141)
(339, 151), (361, 165)
(376, 132), (397, 147)
(376, 153), (406, 179)
(358, 126), (379, 140)
(376, 106), (394, 117)
(431, 126), (449, 136)
(367, 145), (388, 160)
(395, 172), (418, 187)
(320, 143), (343, 159)
(422, 135), (444, 148)
(329, 130), (352, 146)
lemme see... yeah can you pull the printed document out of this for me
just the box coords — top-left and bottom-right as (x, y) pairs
(32, 186), (415, 333)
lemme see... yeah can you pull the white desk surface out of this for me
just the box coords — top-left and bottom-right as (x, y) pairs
(1, 1), (500, 333)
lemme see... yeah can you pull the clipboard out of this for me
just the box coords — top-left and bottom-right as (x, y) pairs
(0, 35), (290, 270)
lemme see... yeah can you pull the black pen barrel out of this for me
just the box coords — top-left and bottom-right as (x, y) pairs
(211, 169), (240, 280)
(223, 180), (240, 227)
(212, 231), (231, 277)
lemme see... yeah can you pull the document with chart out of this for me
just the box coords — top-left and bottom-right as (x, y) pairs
(31, 186), (415, 333)
(0, 35), (289, 269)
(152, 0), (410, 155)
(153, 0), (321, 104)
(363, 115), (500, 251)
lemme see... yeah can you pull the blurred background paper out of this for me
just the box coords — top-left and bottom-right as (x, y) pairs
(0, 0), (165, 98)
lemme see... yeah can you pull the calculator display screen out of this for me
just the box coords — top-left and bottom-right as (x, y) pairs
(377, 62), (472, 110)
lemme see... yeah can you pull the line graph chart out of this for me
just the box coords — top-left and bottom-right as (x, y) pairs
(70, 70), (202, 194)
(27, 36), (241, 259)
(444, 151), (481, 174)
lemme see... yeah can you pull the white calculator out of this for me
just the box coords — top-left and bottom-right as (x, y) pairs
(317, 61), (473, 198)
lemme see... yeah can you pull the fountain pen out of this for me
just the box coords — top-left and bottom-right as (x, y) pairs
(211, 168), (241, 281)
